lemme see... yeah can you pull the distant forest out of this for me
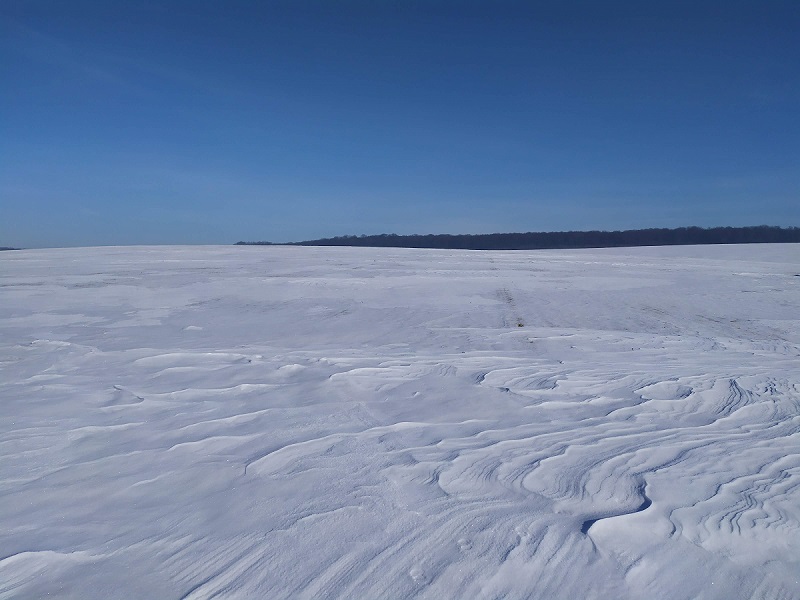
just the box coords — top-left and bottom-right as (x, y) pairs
(237, 225), (800, 250)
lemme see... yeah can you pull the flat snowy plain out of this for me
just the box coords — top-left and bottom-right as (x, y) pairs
(1, 244), (799, 599)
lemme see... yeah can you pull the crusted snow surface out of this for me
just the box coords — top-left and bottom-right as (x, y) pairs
(1, 244), (799, 599)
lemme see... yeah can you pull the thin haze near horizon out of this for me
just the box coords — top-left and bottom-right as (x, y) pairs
(2, 1), (798, 249)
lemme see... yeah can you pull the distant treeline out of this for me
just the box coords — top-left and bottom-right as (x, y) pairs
(236, 225), (800, 250)
(0, 247), (20, 251)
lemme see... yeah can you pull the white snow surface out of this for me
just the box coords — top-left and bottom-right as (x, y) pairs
(1, 244), (799, 599)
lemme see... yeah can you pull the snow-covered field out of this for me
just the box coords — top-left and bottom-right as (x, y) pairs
(1, 244), (799, 599)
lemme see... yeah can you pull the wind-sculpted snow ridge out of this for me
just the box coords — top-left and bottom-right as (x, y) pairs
(1, 245), (799, 599)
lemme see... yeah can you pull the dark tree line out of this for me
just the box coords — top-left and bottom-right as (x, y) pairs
(236, 225), (800, 250)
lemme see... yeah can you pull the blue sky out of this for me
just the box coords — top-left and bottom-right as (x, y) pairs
(2, 1), (798, 247)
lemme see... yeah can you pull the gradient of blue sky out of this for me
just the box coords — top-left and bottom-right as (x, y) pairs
(2, 0), (798, 247)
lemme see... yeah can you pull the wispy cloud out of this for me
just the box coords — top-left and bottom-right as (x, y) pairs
(7, 20), (152, 97)
(7, 18), (251, 104)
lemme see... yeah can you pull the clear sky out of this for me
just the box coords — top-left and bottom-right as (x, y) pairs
(2, 0), (798, 248)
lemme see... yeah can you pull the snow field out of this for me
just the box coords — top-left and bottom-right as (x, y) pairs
(1, 244), (799, 599)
